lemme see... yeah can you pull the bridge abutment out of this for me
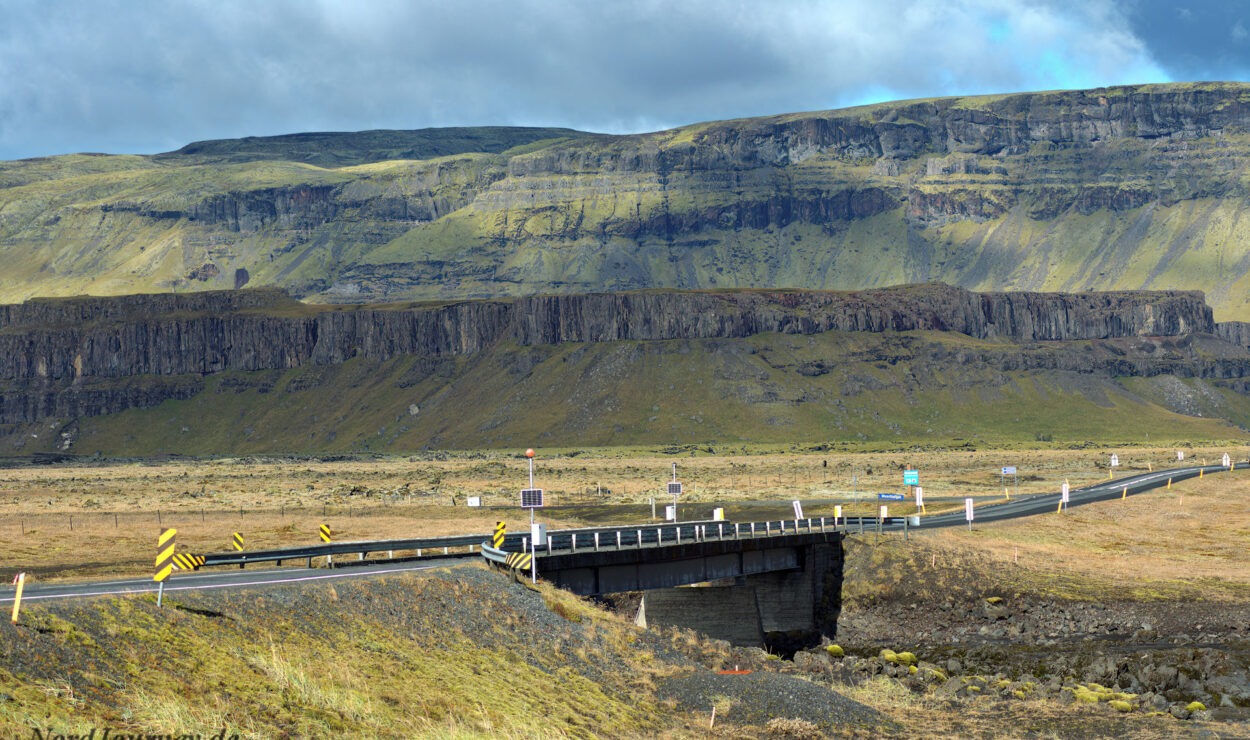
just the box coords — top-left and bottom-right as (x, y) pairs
(634, 540), (843, 649)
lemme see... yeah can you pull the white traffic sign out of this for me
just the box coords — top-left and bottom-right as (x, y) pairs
(1110, 454), (1120, 467)
(1178, 450), (1185, 461)
(1223, 453), (1232, 467)
(792, 500), (804, 520)
(1061, 482), (1070, 503)
(964, 498), (974, 521)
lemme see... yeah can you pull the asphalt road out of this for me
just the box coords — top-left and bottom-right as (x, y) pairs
(909, 463), (1242, 530)
(3, 462), (1239, 603)
(0, 556), (471, 605)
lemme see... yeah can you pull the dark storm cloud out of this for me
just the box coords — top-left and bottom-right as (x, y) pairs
(1124, 0), (1250, 82)
(0, 0), (1223, 162)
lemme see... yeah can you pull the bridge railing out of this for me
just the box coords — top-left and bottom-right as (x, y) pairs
(509, 516), (904, 556)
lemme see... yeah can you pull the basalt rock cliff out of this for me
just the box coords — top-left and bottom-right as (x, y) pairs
(2, 285), (1249, 455)
(8, 83), (1250, 320)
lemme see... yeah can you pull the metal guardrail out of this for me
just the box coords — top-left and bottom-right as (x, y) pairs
(199, 534), (486, 568)
(200, 517), (872, 569)
(504, 516), (889, 558)
(203, 463), (1246, 569)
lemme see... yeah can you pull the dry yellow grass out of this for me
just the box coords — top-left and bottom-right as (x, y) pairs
(0, 445), (1243, 581)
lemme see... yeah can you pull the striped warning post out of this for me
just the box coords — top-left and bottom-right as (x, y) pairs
(493, 521), (506, 549)
(319, 523), (332, 543)
(154, 528), (176, 582)
(232, 532), (244, 551)
(505, 551), (532, 570)
(172, 553), (204, 571)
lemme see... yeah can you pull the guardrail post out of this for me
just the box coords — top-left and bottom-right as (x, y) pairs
(750, 522), (755, 537)
(572, 534), (578, 552)
(636, 529), (642, 548)
(594, 533), (600, 551)
(766, 521), (771, 536)
(616, 531), (621, 548)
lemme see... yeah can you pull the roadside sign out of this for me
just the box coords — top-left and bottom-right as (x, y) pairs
(1001, 466), (1016, 475)
(792, 500), (804, 519)
(903, 470), (919, 486)
(319, 523), (332, 543)
(1223, 453), (1232, 467)
(1110, 454), (1120, 467)
(964, 498), (974, 522)
(467, 496), (482, 507)
(877, 493), (905, 501)
(1061, 482), (1070, 503)
(1178, 450), (1185, 461)
(493, 521), (506, 549)
(879, 505), (888, 520)
(915, 486), (924, 510)
(154, 528), (176, 583)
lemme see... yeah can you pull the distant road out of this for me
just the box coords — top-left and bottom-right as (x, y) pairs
(909, 463), (1242, 530)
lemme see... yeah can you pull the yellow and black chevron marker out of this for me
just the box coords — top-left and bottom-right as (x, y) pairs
(154, 528), (176, 583)
(319, 523), (332, 543)
(172, 553), (204, 571)
(493, 521), (506, 549)
(232, 532), (244, 551)
(505, 551), (532, 570)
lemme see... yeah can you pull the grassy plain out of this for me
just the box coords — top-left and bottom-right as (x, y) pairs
(4, 447), (1250, 737)
(1, 444), (1243, 580)
(5, 446), (1250, 737)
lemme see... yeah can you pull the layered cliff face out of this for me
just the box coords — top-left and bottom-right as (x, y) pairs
(1, 285), (1248, 456)
(7, 84), (1250, 318)
(0, 284), (1218, 385)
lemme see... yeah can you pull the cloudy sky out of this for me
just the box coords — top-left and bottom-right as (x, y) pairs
(2, 0), (1248, 161)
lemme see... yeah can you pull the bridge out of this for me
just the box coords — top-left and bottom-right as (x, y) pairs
(477, 462), (1245, 648)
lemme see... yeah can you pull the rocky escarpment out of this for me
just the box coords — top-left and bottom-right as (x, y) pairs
(0, 284), (1246, 446)
(0, 284), (1217, 385)
(10, 84), (1250, 320)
